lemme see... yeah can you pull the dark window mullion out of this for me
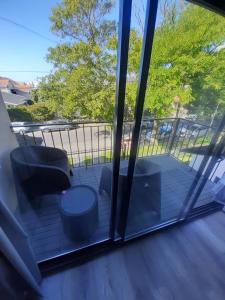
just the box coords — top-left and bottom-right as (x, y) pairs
(118, 0), (159, 239)
(110, 0), (132, 240)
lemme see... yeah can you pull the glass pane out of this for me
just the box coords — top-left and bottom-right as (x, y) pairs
(124, 0), (225, 237)
(7, 0), (119, 261)
(191, 126), (225, 210)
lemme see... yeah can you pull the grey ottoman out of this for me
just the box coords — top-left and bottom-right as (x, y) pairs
(60, 185), (98, 241)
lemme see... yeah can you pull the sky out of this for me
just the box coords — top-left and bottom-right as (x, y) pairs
(0, 0), (147, 83)
(0, 0), (60, 82)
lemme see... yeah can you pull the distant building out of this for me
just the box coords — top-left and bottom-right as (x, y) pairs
(1, 91), (32, 107)
(0, 76), (34, 107)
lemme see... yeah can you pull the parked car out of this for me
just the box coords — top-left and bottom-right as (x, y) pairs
(141, 118), (154, 130)
(123, 132), (132, 141)
(176, 122), (190, 137)
(142, 130), (152, 142)
(39, 120), (78, 132)
(187, 124), (208, 138)
(158, 123), (173, 136)
(11, 122), (33, 134)
(95, 129), (111, 136)
(122, 123), (133, 140)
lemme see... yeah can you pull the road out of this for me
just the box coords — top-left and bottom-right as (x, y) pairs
(15, 122), (179, 166)
(16, 124), (115, 166)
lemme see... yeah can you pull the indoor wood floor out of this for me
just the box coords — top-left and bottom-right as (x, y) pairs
(41, 211), (225, 300)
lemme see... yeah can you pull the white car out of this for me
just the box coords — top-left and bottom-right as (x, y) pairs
(141, 130), (152, 142)
(176, 123), (189, 137)
(11, 122), (33, 134)
(39, 120), (78, 132)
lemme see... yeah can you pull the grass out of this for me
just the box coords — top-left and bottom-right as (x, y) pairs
(67, 134), (209, 168)
(83, 151), (112, 166)
(175, 153), (192, 164)
(84, 155), (92, 167)
(68, 155), (74, 167)
(138, 144), (167, 157)
(195, 135), (212, 146)
(99, 150), (112, 162)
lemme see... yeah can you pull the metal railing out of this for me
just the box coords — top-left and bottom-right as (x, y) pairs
(11, 117), (219, 173)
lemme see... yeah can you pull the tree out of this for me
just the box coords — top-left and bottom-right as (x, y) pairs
(30, 89), (39, 103)
(39, 0), (116, 120)
(123, 2), (225, 120)
(26, 103), (55, 122)
(36, 73), (65, 117)
(38, 0), (225, 122)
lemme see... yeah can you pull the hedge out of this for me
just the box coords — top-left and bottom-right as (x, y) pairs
(7, 103), (55, 122)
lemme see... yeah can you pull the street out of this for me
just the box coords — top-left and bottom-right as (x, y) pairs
(16, 124), (114, 166)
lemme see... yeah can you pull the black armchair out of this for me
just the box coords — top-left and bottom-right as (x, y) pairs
(99, 159), (161, 216)
(11, 146), (71, 200)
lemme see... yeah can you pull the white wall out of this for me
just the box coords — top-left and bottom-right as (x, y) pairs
(190, 154), (225, 181)
(0, 92), (18, 211)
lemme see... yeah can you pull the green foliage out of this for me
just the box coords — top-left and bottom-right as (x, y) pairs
(37, 0), (116, 121)
(36, 73), (65, 117)
(122, 4), (225, 119)
(67, 155), (74, 167)
(30, 89), (39, 103)
(50, 0), (115, 44)
(145, 4), (225, 118)
(7, 103), (54, 122)
(7, 106), (33, 122)
(100, 150), (112, 162)
(83, 155), (92, 167)
(26, 103), (55, 122)
(37, 0), (225, 122)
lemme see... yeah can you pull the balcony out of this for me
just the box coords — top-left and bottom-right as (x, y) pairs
(11, 118), (224, 262)
(1, 0), (225, 297)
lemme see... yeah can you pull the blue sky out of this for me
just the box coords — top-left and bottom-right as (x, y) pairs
(0, 0), (146, 83)
(0, 0), (61, 82)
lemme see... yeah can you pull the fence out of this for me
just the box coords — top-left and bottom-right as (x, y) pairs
(11, 118), (216, 171)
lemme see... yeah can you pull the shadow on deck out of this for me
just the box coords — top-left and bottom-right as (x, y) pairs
(19, 155), (217, 262)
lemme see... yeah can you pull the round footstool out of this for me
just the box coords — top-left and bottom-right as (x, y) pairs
(60, 185), (98, 241)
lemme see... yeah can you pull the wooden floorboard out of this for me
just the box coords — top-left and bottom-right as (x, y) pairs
(41, 212), (225, 300)
(19, 155), (218, 262)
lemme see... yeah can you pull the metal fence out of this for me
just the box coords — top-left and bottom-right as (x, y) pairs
(11, 118), (216, 170)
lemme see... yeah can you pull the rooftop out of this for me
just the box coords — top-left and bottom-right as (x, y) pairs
(0, 76), (33, 91)
(1, 90), (30, 106)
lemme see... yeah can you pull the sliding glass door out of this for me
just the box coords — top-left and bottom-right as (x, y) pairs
(116, 0), (225, 239)
(13, 0), (225, 266)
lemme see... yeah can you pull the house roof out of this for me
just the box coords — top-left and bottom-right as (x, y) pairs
(0, 76), (33, 91)
(1, 91), (29, 106)
(0, 78), (11, 88)
(11, 88), (30, 98)
(14, 83), (32, 92)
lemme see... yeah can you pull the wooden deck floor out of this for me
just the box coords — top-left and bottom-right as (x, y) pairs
(42, 212), (225, 300)
(19, 155), (218, 262)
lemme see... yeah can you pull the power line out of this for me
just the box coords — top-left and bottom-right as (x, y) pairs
(0, 15), (57, 44)
(0, 70), (51, 73)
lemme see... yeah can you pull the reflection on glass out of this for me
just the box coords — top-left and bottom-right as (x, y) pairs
(125, 0), (225, 237)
